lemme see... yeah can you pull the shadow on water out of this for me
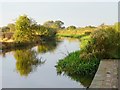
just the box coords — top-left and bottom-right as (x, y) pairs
(57, 69), (95, 88)
(37, 39), (59, 53)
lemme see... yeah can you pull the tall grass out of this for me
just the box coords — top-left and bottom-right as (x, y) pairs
(56, 51), (100, 76)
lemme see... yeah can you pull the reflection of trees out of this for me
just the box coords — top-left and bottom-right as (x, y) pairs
(14, 49), (45, 76)
(57, 71), (94, 88)
(37, 39), (59, 53)
(58, 37), (79, 43)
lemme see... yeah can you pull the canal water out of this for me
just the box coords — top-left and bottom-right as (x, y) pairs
(1, 38), (90, 88)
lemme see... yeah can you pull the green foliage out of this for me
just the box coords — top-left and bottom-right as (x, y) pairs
(56, 51), (100, 76)
(56, 51), (100, 87)
(56, 23), (120, 87)
(67, 26), (76, 30)
(60, 73), (94, 88)
(57, 34), (86, 38)
(85, 25), (96, 28)
(37, 25), (56, 37)
(114, 22), (120, 32)
(14, 49), (45, 76)
(80, 25), (120, 59)
(7, 23), (16, 32)
(13, 15), (57, 43)
(37, 39), (58, 53)
(54, 20), (64, 29)
(43, 20), (54, 27)
(43, 20), (64, 29)
(1, 26), (10, 32)
(13, 15), (36, 43)
(57, 26), (96, 38)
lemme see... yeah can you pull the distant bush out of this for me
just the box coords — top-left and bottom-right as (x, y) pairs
(66, 26), (76, 30)
(37, 25), (56, 38)
(85, 31), (91, 35)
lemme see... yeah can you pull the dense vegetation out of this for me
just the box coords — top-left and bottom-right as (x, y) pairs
(56, 51), (99, 75)
(13, 15), (57, 43)
(56, 22), (120, 87)
(0, 15), (62, 49)
(80, 24), (120, 59)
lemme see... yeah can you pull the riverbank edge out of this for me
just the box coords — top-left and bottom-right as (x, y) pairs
(89, 59), (119, 89)
(0, 37), (57, 53)
(0, 34), (87, 52)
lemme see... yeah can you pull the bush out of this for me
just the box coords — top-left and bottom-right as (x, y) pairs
(37, 26), (56, 38)
(80, 26), (120, 59)
(56, 51), (100, 76)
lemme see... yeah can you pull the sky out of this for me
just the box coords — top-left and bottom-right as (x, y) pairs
(0, 1), (119, 89)
(1, 2), (118, 27)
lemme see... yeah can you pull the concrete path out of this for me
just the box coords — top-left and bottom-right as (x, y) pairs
(90, 59), (119, 89)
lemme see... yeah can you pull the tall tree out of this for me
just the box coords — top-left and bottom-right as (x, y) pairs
(43, 21), (54, 28)
(54, 20), (64, 29)
(13, 15), (36, 43)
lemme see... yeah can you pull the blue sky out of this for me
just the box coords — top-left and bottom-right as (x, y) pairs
(1, 2), (118, 27)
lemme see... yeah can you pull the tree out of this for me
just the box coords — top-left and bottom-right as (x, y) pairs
(37, 25), (56, 37)
(1, 26), (10, 32)
(7, 23), (16, 32)
(85, 25), (96, 28)
(43, 20), (64, 29)
(67, 26), (76, 30)
(13, 15), (36, 43)
(43, 21), (54, 28)
(54, 20), (64, 29)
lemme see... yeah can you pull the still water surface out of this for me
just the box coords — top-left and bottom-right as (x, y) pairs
(1, 38), (89, 88)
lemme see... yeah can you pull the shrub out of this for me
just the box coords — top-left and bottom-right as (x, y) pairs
(56, 51), (100, 76)
(80, 26), (120, 59)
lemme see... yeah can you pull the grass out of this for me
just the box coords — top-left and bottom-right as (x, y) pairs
(56, 27), (96, 38)
(56, 34), (87, 38)
(55, 50), (100, 87)
(56, 51), (100, 76)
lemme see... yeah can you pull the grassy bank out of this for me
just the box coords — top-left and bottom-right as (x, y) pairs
(56, 27), (96, 38)
(56, 51), (100, 75)
(1, 37), (58, 53)
(56, 51), (100, 87)
(56, 34), (87, 38)
(56, 23), (120, 87)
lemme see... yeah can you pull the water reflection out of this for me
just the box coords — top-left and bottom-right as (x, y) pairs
(14, 49), (45, 76)
(2, 38), (94, 88)
(37, 39), (59, 53)
(57, 72), (94, 88)
(13, 39), (60, 76)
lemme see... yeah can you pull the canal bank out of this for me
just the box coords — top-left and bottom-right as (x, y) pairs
(89, 59), (119, 89)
